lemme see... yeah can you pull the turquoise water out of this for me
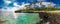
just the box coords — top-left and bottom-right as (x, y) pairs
(0, 11), (40, 24)
(16, 13), (40, 24)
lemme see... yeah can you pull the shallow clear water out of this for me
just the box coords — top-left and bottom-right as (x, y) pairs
(16, 13), (40, 24)
(0, 11), (40, 24)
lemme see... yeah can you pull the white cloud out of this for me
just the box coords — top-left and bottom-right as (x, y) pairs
(42, 2), (50, 5)
(42, 2), (56, 7)
(2, 2), (30, 11)
(36, 2), (56, 7)
(13, 2), (19, 6)
(4, 0), (12, 4)
(13, 2), (30, 10)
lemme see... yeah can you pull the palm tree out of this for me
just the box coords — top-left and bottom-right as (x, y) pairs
(36, 0), (42, 8)
(28, 0), (37, 10)
(31, 0), (37, 9)
(29, 0), (34, 9)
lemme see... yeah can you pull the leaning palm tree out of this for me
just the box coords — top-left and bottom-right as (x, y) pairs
(36, 0), (42, 8)
(31, 0), (37, 9)
(33, 0), (37, 10)
(29, 0), (34, 9)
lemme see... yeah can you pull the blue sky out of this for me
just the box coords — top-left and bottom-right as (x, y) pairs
(0, 0), (60, 9)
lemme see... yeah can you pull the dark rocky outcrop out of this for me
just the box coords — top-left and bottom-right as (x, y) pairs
(0, 20), (6, 24)
(37, 12), (60, 24)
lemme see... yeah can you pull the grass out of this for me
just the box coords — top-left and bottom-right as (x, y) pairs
(15, 7), (60, 13)
(34, 7), (60, 11)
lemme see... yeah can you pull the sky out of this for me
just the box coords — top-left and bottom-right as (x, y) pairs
(0, 0), (60, 9)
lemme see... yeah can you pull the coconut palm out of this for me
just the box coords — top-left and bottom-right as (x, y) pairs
(37, 0), (42, 8)
(31, 0), (37, 8)
(28, 0), (37, 10)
